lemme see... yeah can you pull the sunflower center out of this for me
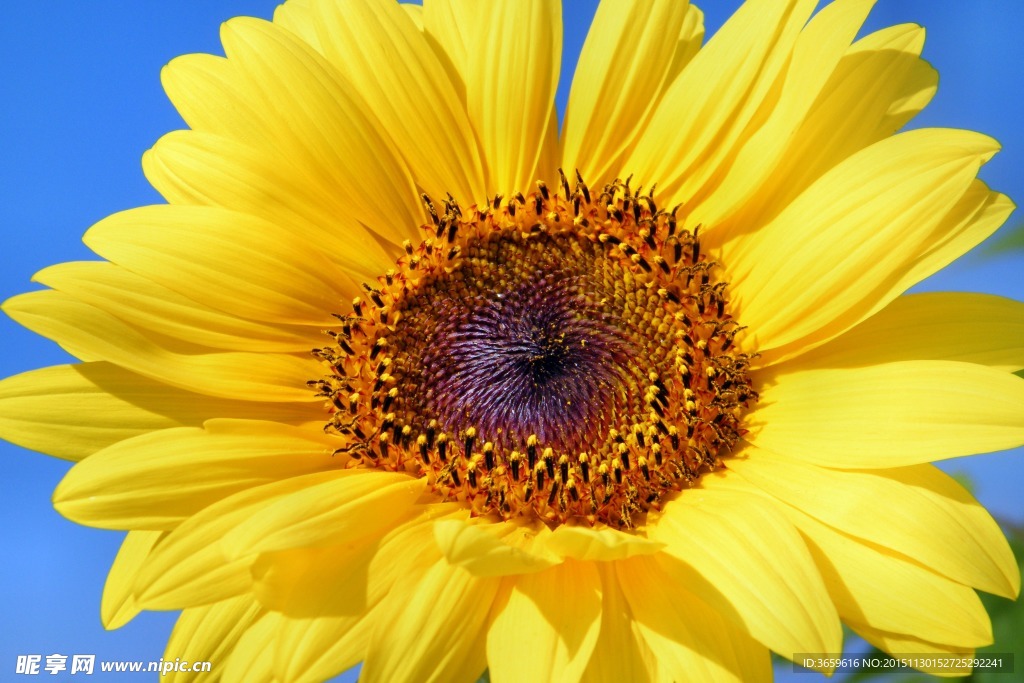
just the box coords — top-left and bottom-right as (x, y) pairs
(404, 232), (638, 454)
(312, 174), (757, 528)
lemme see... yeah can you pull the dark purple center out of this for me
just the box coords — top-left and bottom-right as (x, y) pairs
(420, 274), (633, 449)
(389, 233), (654, 453)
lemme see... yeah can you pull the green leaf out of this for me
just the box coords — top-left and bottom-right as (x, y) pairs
(980, 221), (1024, 257)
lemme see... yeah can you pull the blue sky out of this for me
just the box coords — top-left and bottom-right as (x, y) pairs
(1, 1), (1021, 681)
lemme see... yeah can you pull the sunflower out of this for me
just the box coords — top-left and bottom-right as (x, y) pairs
(3, 0), (1023, 681)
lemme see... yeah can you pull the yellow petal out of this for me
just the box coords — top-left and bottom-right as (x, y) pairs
(252, 505), (452, 617)
(133, 472), (349, 610)
(433, 517), (560, 577)
(625, 0), (816, 204)
(163, 20), (423, 244)
(663, 4), (705, 87)
(421, 0), (479, 97)
(163, 596), (263, 683)
(0, 362), (317, 462)
(310, 0), (486, 205)
(617, 555), (772, 682)
(695, 0), (876, 227)
(788, 507), (991, 647)
(402, 3), (423, 30)
(755, 180), (1014, 366)
(487, 561), (602, 683)
(362, 560), (497, 683)
(896, 180), (1015, 296)
(461, 0), (561, 194)
(221, 15), (425, 241)
(222, 612), (281, 682)
(53, 420), (336, 529)
(785, 292), (1024, 372)
(651, 480), (842, 657)
(561, 0), (692, 187)
(749, 361), (1024, 468)
(0, 363), (172, 462)
(710, 22), (937, 248)
(252, 540), (379, 618)
(3, 291), (321, 403)
(101, 530), (164, 630)
(275, 612), (373, 683)
(580, 564), (658, 683)
(273, 0), (321, 51)
(35, 260), (318, 353)
(160, 52), (260, 140)
(727, 129), (999, 356)
(84, 204), (347, 326)
(730, 449), (1020, 598)
(222, 469), (425, 557)
(798, 22), (938, 187)
(545, 524), (664, 562)
(143, 130), (394, 284)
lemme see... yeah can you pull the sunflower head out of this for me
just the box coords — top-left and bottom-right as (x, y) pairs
(2, 0), (1022, 681)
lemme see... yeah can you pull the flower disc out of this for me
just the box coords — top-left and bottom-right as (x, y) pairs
(315, 179), (757, 527)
